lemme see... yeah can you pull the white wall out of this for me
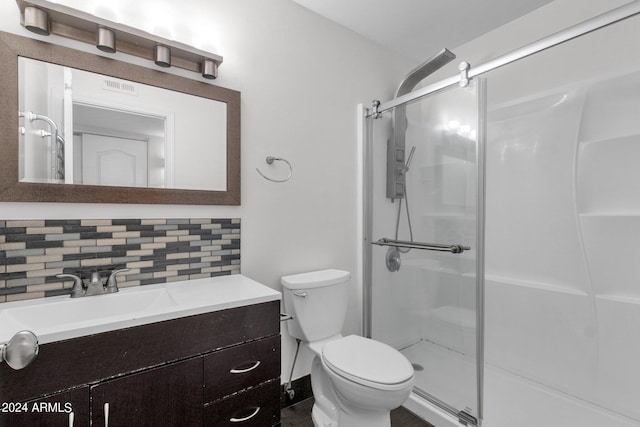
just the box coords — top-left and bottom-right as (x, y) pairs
(0, 0), (415, 382)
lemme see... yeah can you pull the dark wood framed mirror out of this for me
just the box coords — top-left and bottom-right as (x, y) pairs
(0, 31), (240, 205)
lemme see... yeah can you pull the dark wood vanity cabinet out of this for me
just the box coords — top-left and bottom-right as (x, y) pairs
(0, 301), (281, 427)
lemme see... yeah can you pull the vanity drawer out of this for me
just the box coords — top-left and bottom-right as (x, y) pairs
(203, 380), (280, 427)
(204, 334), (280, 403)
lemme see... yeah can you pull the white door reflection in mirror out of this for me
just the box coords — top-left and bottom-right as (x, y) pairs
(81, 134), (148, 187)
(73, 103), (168, 188)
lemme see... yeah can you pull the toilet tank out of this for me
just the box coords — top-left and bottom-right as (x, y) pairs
(281, 269), (350, 342)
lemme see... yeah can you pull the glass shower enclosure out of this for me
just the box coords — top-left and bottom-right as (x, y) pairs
(364, 79), (486, 425)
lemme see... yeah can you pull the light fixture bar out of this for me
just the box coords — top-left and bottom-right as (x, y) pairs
(16, 0), (223, 79)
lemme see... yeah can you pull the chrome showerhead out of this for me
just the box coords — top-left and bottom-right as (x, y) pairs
(396, 48), (456, 97)
(388, 49), (455, 201)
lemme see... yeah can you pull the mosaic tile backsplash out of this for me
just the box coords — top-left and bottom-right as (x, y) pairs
(0, 218), (240, 302)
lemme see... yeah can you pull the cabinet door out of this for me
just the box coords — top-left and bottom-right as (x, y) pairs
(91, 357), (202, 427)
(0, 386), (89, 427)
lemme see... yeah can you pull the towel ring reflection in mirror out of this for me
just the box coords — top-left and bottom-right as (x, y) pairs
(256, 156), (293, 183)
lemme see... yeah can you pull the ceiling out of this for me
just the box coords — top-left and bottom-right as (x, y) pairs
(292, 0), (554, 62)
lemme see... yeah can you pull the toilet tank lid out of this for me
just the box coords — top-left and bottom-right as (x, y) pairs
(281, 269), (350, 289)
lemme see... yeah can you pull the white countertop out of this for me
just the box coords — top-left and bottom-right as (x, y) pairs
(0, 275), (281, 345)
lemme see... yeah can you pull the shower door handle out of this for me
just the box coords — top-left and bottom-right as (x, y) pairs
(373, 238), (470, 254)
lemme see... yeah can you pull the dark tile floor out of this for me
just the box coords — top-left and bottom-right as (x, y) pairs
(281, 397), (434, 427)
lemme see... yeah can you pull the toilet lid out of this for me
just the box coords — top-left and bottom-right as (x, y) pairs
(322, 335), (414, 386)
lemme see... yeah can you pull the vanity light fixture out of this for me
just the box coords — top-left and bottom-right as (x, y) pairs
(96, 26), (116, 53)
(22, 5), (49, 35)
(201, 58), (218, 80)
(16, 0), (223, 79)
(154, 45), (171, 67)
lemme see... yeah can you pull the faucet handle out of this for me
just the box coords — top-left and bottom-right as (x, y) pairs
(106, 268), (130, 293)
(57, 273), (85, 298)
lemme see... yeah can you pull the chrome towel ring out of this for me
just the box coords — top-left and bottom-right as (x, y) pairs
(256, 156), (293, 183)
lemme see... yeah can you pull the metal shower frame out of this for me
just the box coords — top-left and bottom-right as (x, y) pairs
(361, 1), (640, 425)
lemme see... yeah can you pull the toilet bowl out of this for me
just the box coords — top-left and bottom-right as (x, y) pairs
(282, 269), (415, 427)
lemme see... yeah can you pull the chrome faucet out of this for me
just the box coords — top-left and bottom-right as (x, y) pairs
(84, 270), (105, 296)
(57, 268), (130, 298)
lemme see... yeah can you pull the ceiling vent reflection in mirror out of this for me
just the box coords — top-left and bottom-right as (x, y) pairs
(102, 78), (137, 96)
(16, 0), (223, 80)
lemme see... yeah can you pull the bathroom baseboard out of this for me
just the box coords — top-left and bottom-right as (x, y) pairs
(281, 374), (313, 408)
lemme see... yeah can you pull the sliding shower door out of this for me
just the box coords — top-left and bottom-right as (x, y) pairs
(365, 79), (486, 425)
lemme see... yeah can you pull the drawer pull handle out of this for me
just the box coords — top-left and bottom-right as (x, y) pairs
(230, 360), (261, 374)
(230, 407), (260, 423)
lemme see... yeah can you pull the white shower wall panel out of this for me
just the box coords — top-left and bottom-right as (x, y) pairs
(580, 216), (640, 298)
(577, 70), (640, 144)
(486, 90), (591, 294)
(577, 136), (640, 213)
(575, 70), (640, 421)
(481, 67), (640, 424)
(484, 278), (596, 400)
(595, 296), (640, 422)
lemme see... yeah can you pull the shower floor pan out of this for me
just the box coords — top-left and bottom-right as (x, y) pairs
(401, 340), (639, 427)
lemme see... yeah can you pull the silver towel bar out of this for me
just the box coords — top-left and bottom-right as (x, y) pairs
(372, 238), (470, 254)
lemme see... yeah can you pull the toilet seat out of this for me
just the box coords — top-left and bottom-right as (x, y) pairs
(322, 335), (414, 392)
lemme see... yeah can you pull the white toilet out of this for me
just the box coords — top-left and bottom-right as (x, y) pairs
(282, 269), (415, 427)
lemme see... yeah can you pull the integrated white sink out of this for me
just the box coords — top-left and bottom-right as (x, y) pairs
(0, 275), (281, 344)
(3, 288), (177, 331)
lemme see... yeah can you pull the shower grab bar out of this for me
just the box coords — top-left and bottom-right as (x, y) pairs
(372, 238), (470, 254)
